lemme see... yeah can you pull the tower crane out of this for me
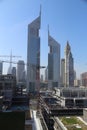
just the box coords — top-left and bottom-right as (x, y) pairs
(0, 51), (21, 74)
(1, 60), (45, 112)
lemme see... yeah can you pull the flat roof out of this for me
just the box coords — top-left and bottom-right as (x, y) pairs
(54, 116), (87, 130)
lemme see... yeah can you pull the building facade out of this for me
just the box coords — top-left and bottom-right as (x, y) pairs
(45, 66), (48, 82)
(12, 67), (16, 77)
(61, 59), (65, 87)
(65, 42), (74, 87)
(0, 74), (16, 102)
(81, 72), (87, 87)
(55, 87), (87, 108)
(17, 60), (25, 83)
(27, 11), (41, 93)
(48, 31), (60, 89)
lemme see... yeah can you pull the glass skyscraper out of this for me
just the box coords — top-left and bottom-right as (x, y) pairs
(48, 30), (60, 88)
(27, 11), (41, 93)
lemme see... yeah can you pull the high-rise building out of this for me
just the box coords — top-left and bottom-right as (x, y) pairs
(40, 74), (43, 82)
(12, 67), (16, 77)
(0, 61), (3, 75)
(65, 41), (74, 87)
(45, 66), (48, 82)
(17, 60), (25, 83)
(48, 30), (60, 89)
(27, 10), (41, 93)
(61, 59), (65, 87)
(74, 70), (76, 80)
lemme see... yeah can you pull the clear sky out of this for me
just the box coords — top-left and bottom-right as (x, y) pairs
(0, 0), (87, 78)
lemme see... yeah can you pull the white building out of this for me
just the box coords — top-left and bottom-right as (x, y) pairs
(27, 10), (41, 93)
(48, 30), (60, 89)
(17, 60), (25, 83)
(65, 42), (74, 87)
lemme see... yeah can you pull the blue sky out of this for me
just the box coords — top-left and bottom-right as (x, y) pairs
(0, 0), (87, 78)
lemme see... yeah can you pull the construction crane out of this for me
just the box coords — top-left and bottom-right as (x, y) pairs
(1, 60), (45, 112)
(2, 60), (45, 111)
(0, 51), (21, 74)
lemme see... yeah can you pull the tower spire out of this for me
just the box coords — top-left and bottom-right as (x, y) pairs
(48, 24), (50, 36)
(40, 4), (41, 18)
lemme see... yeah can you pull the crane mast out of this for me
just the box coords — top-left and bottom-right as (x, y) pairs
(0, 52), (21, 74)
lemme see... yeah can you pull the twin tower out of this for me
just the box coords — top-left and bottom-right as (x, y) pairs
(27, 10), (74, 93)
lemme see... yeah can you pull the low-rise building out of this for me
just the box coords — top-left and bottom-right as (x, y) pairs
(0, 74), (16, 104)
(55, 87), (87, 108)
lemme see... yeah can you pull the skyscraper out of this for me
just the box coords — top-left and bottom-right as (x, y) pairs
(12, 67), (16, 77)
(65, 41), (74, 87)
(61, 59), (65, 87)
(17, 60), (25, 83)
(27, 10), (41, 93)
(48, 30), (60, 89)
(45, 66), (48, 82)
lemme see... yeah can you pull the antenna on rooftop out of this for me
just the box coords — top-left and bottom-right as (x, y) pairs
(40, 4), (42, 17)
(48, 24), (50, 36)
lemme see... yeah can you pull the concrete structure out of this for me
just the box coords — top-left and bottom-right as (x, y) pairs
(65, 41), (74, 87)
(40, 91), (83, 130)
(48, 30), (60, 89)
(55, 87), (87, 108)
(54, 117), (67, 130)
(17, 60), (25, 83)
(0, 74), (16, 102)
(61, 59), (65, 87)
(0, 61), (3, 75)
(80, 72), (87, 87)
(27, 10), (41, 93)
(83, 108), (87, 123)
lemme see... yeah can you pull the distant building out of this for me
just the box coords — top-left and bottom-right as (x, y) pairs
(65, 41), (74, 87)
(48, 30), (60, 88)
(12, 67), (16, 77)
(61, 59), (65, 87)
(17, 60), (25, 83)
(40, 74), (43, 82)
(74, 70), (76, 80)
(27, 10), (41, 93)
(74, 79), (80, 87)
(81, 72), (87, 87)
(0, 61), (3, 75)
(45, 66), (48, 82)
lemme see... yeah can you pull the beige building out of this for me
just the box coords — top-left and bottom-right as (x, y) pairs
(81, 72), (87, 87)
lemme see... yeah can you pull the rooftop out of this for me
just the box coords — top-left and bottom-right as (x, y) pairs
(58, 116), (87, 130)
